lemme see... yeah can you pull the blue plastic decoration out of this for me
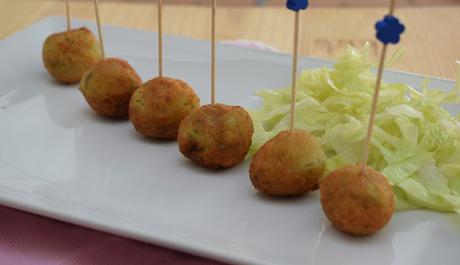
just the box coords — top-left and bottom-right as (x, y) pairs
(375, 15), (405, 45)
(286, 0), (309, 12)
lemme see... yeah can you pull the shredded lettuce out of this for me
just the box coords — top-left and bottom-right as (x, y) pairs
(249, 44), (460, 213)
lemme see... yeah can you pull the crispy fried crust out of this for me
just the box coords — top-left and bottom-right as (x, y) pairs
(177, 103), (254, 169)
(79, 58), (142, 118)
(42, 27), (102, 84)
(249, 130), (326, 196)
(129, 77), (200, 139)
(319, 164), (394, 236)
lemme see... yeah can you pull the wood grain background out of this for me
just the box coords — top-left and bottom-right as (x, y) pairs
(67, 0), (460, 6)
(2, 1), (460, 79)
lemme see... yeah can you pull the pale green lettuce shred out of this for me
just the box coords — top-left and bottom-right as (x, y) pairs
(249, 45), (460, 212)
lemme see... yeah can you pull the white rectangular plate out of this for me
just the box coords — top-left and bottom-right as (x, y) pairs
(1, 17), (459, 265)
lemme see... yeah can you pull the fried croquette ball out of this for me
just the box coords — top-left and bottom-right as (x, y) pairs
(42, 27), (102, 84)
(79, 58), (142, 118)
(129, 77), (200, 139)
(249, 129), (326, 196)
(177, 103), (253, 169)
(320, 164), (394, 236)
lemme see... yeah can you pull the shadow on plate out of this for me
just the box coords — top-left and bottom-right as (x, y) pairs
(176, 156), (250, 177)
(250, 189), (316, 204)
(80, 107), (130, 124)
(129, 129), (177, 145)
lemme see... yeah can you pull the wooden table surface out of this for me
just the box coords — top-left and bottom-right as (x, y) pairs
(1, 0), (459, 79)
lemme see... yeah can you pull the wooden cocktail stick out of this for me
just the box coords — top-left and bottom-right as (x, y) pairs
(66, 0), (71, 31)
(289, 11), (300, 132)
(158, 0), (163, 78)
(361, 0), (403, 173)
(93, 0), (106, 59)
(211, 0), (216, 105)
(286, 0), (308, 131)
(389, 0), (396, 15)
(360, 45), (388, 172)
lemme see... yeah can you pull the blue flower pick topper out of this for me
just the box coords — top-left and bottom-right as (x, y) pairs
(286, 0), (309, 12)
(375, 15), (405, 45)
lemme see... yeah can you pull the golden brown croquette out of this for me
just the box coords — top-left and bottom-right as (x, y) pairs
(177, 103), (254, 169)
(249, 129), (326, 196)
(129, 77), (200, 139)
(42, 27), (102, 84)
(319, 164), (394, 236)
(79, 58), (142, 118)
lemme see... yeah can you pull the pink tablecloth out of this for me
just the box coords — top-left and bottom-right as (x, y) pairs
(0, 205), (229, 265)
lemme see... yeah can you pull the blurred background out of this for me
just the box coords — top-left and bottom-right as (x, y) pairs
(2, 0), (458, 78)
(77, 0), (460, 6)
